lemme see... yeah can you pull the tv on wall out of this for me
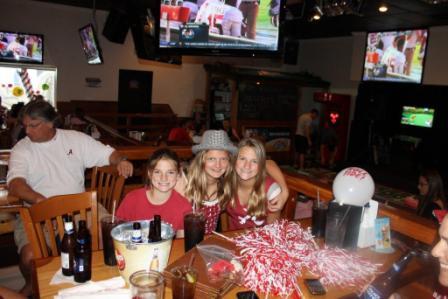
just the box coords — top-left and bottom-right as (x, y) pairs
(78, 24), (103, 65)
(0, 30), (43, 64)
(400, 106), (434, 128)
(362, 29), (428, 84)
(158, 0), (284, 56)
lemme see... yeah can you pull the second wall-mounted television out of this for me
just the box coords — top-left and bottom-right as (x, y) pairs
(79, 24), (103, 65)
(400, 106), (434, 128)
(362, 29), (428, 84)
(158, 0), (284, 57)
(0, 30), (43, 64)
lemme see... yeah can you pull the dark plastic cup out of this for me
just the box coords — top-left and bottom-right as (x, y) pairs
(183, 212), (205, 252)
(101, 215), (122, 266)
(311, 201), (327, 238)
(171, 265), (197, 299)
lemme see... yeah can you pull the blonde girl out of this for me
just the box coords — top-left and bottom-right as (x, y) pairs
(184, 130), (237, 234)
(226, 138), (282, 230)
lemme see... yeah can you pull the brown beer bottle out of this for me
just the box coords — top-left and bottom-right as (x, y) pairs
(153, 215), (162, 242)
(74, 220), (92, 283)
(61, 215), (75, 276)
(360, 250), (415, 299)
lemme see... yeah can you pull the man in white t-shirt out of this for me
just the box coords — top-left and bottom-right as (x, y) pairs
(295, 108), (318, 169)
(7, 100), (133, 297)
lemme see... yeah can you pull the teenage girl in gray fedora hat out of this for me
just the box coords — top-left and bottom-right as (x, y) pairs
(177, 130), (288, 234)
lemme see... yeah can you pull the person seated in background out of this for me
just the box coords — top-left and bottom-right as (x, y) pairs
(6, 102), (26, 146)
(221, 119), (240, 142)
(167, 118), (193, 145)
(64, 107), (87, 130)
(404, 168), (446, 222)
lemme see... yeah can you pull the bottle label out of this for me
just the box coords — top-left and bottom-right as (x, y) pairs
(132, 230), (142, 243)
(61, 252), (69, 269)
(362, 285), (382, 299)
(75, 258), (85, 272)
(64, 222), (74, 234)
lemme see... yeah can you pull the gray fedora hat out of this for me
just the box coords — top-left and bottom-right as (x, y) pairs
(192, 130), (237, 155)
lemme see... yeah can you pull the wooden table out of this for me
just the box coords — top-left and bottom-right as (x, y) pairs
(33, 225), (434, 299)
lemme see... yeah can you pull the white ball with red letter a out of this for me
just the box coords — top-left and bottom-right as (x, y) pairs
(332, 167), (375, 207)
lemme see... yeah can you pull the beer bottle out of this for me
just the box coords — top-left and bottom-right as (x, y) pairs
(360, 250), (415, 299)
(61, 215), (75, 276)
(148, 220), (155, 242)
(74, 220), (92, 283)
(132, 222), (142, 243)
(150, 248), (160, 271)
(153, 215), (162, 242)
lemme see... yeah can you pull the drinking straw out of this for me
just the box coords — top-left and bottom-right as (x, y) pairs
(188, 253), (196, 268)
(336, 206), (351, 232)
(212, 231), (234, 242)
(317, 188), (320, 208)
(112, 200), (116, 222)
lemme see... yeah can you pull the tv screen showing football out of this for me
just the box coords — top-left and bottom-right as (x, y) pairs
(0, 31), (43, 64)
(362, 29), (428, 84)
(158, 0), (282, 55)
(400, 106), (434, 128)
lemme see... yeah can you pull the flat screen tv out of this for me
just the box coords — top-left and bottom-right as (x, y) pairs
(78, 24), (103, 65)
(362, 29), (428, 84)
(158, 0), (284, 56)
(0, 30), (43, 64)
(400, 106), (434, 128)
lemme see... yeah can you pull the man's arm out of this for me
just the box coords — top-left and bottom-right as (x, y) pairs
(8, 177), (46, 204)
(109, 150), (133, 178)
(305, 124), (312, 146)
(266, 160), (289, 212)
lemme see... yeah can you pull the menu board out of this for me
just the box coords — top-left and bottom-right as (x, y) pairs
(238, 82), (298, 121)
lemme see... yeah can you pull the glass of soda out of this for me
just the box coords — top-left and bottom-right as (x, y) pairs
(100, 215), (122, 266)
(311, 201), (328, 238)
(183, 212), (205, 252)
(171, 265), (198, 299)
(130, 270), (165, 299)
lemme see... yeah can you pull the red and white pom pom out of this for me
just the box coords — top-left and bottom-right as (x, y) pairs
(233, 220), (316, 297)
(309, 247), (380, 287)
(232, 220), (380, 297)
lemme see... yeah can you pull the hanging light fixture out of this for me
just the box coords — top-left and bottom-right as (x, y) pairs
(310, 4), (324, 20)
(378, 3), (388, 12)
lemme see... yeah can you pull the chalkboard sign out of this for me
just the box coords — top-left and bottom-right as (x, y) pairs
(238, 82), (298, 120)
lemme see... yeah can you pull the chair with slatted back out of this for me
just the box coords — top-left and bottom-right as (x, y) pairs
(20, 191), (98, 259)
(90, 165), (125, 214)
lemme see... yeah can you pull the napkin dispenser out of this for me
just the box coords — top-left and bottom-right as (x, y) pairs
(357, 200), (379, 248)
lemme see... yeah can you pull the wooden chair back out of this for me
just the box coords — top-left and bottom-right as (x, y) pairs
(21, 191), (98, 259)
(90, 165), (125, 214)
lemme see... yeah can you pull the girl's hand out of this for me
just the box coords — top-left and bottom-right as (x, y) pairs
(268, 191), (288, 212)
